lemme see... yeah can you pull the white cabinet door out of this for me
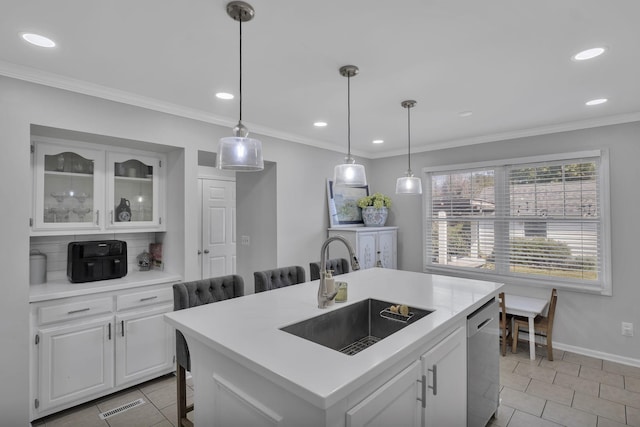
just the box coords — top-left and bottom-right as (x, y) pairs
(115, 304), (174, 387)
(106, 152), (163, 230)
(420, 327), (467, 427)
(358, 232), (377, 269)
(377, 230), (397, 269)
(37, 316), (114, 412)
(33, 142), (105, 232)
(346, 361), (421, 427)
(328, 227), (398, 271)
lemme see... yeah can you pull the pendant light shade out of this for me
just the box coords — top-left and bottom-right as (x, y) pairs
(217, 1), (264, 171)
(396, 100), (422, 195)
(333, 65), (367, 187)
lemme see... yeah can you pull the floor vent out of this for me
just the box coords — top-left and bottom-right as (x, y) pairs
(98, 398), (145, 420)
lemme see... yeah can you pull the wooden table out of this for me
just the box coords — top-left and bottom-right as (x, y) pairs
(504, 294), (549, 360)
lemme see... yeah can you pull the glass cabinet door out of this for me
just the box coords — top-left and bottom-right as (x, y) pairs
(107, 152), (161, 228)
(33, 143), (104, 231)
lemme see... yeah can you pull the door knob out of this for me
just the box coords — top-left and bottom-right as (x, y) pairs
(204, 249), (210, 254)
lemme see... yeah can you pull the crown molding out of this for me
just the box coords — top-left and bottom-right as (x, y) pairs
(0, 60), (367, 156)
(367, 112), (640, 159)
(2, 60), (639, 161)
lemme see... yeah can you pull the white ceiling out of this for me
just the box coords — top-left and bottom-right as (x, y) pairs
(2, 1), (640, 158)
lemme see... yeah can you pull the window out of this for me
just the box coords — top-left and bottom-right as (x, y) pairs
(424, 151), (611, 295)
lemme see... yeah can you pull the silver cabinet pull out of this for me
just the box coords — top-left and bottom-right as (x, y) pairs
(108, 323), (111, 340)
(428, 364), (438, 396)
(197, 250), (202, 255)
(68, 308), (90, 315)
(96, 210), (100, 225)
(416, 374), (426, 408)
(204, 249), (210, 254)
(121, 320), (125, 337)
(110, 210), (114, 224)
(140, 296), (157, 302)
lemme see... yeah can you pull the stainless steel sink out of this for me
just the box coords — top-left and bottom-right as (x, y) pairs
(280, 298), (434, 356)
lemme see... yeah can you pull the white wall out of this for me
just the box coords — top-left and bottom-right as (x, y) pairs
(0, 75), (370, 423)
(370, 122), (640, 363)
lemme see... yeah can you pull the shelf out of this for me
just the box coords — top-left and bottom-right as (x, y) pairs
(114, 176), (152, 182)
(44, 170), (93, 178)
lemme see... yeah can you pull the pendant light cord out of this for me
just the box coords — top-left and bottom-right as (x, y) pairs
(347, 74), (351, 158)
(407, 105), (411, 172)
(238, 17), (243, 123)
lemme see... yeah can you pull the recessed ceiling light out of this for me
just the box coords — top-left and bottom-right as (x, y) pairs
(573, 47), (606, 61)
(458, 111), (473, 117)
(21, 33), (55, 48)
(215, 92), (234, 100)
(313, 121), (327, 127)
(372, 139), (384, 144)
(585, 98), (608, 106)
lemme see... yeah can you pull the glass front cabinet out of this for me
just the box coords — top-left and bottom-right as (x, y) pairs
(106, 152), (161, 229)
(32, 139), (165, 234)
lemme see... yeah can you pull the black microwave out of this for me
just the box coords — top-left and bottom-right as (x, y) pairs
(67, 240), (127, 283)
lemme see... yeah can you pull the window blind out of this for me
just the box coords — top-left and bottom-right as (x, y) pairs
(425, 154), (607, 293)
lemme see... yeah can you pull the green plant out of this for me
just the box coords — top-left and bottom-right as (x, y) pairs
(357, 192), (392, 209)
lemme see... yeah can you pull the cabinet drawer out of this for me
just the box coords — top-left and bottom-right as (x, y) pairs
(117, 287), (173, 311)
(38, 297), (114, 325)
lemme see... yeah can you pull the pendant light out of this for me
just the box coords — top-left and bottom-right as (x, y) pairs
(217, 1), (264, 171)
(395, 100), (422, 194)
(333, 65), (367, 187)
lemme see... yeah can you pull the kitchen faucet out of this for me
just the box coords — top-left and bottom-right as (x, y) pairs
(318, 235), (360, 308)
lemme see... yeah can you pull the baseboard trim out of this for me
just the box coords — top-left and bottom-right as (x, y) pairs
(553, 341), (640, 368)
(517, 332), (640, 368)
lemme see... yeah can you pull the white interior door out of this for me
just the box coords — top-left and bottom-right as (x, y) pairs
(201, 178), (236, 278)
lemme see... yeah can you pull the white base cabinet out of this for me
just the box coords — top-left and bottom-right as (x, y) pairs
(30, 283), (175, 420)
(185, 321), (465, 427)
(328, 227), (398, 269)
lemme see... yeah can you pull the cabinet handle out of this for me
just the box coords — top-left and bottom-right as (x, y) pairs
(121, 320), (125, 337)
(108, 323), (111, 340)
(204, 249), (210, 254)
(428, 364), (438, 396)
(140, 296), (158, 302)
(197, 250), (202, 255)
(417, 374), (426, 408)
(110, 210), (114, 224)
(96, 209), (100, 226)
(67, 307), (90, 315)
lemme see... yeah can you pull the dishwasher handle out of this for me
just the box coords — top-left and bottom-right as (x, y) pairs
(467, 299), (499, 338)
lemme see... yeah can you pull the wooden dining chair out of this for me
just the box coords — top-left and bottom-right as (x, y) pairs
(512, 288), (558, 360)
(499, 292), (512, 356)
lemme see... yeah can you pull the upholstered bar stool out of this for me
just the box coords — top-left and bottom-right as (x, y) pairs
(254, 266), (306, 293)
(172, 275), (244, 427)
(309, 258), (349, 281)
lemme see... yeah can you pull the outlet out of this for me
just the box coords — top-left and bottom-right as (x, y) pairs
(622, 322), (634, 337)
(241, 235), (250, 246)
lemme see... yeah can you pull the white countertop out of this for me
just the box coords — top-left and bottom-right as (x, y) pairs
(29, 270), (182, 302)
(164, 268), (503, 409)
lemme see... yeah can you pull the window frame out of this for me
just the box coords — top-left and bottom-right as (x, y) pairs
(423, 150), (612, 295)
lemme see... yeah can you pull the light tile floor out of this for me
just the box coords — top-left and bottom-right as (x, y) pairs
(31, 374), (193, 427)
(31, 342), (640, 427)
(490, 342), (640, 427)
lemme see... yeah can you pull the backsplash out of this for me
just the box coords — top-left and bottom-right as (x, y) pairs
(30, 233), (160, 277)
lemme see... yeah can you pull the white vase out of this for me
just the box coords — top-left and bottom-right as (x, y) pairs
(362, 206), (388, 227)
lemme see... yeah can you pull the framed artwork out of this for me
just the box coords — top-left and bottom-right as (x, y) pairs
(326, 179), (369, 227)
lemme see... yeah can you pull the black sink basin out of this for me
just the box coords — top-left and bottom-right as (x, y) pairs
(280, 299), (434, 355)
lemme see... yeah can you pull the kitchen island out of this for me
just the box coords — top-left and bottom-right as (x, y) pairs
(164, 268), (503, 426)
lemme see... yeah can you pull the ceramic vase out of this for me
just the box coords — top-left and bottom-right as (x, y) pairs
(362, 206), (388, 227)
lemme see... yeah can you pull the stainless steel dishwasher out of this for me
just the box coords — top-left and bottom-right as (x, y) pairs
(467, 298), (499, 427)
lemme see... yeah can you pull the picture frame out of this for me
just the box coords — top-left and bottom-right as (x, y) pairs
(326, 179), (369, 227)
